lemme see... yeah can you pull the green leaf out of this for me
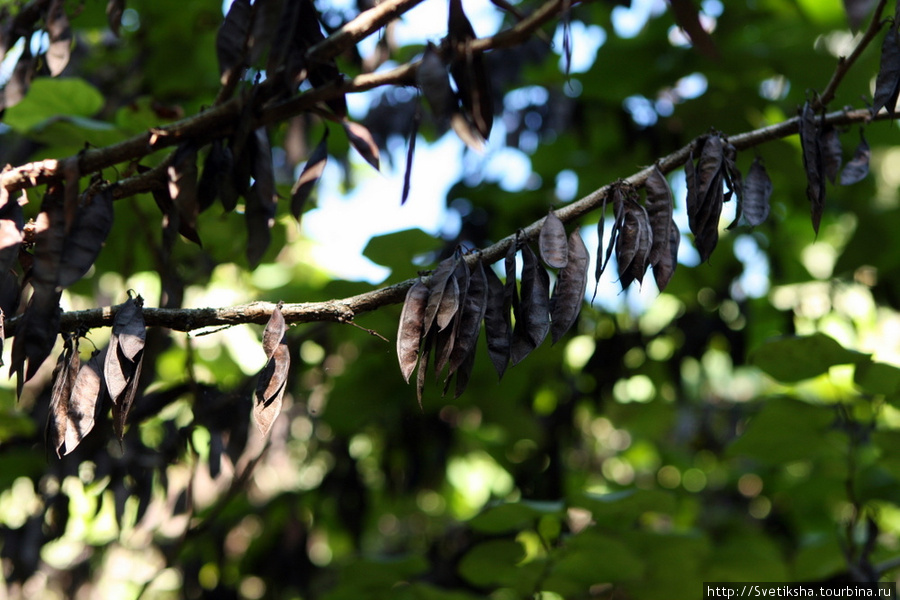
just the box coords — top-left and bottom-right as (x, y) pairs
(468, 500), (565, 533)
(4, 78), (105, 132)
(855, 361), (900, 397)
(457, 539), (525, 587)
(362, 228), (441, 269)
(543, 530), (645, 596)
(727, 398), (843, 465)
(749, 333), (870, 382)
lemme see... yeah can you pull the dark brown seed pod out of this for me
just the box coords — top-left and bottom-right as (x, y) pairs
(446, 259), (487, 380)
(840, 131), (870, 185)
(653, 221), (680, 292)
(616, 196), (652, 290)
(483, 262), (511, 379)
(63, 349), (105, 455)
(550, 229), (589, 343)
(511, 244), (550, 365)
(397, 280), (429, 383)
(819, 125), (843, 184)
(422, 254), (457, 335)
(645, 165), (674, 270)
(742, 157), (773, 226)
(255, 304), (290, 436)
(539, 210), (568, 269)
(799, 101), (826, 234)
(872, 22), (900, 116)
(58, 189), (114, 289)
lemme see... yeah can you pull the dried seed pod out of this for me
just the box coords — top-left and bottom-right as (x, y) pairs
(397, 280), (429, 383)
(446, 258), (488, 383)
(799, 101), (826, 234)
(422, 253), (457, 335)
(819, 125), (843, 183)
(255, 304), (290, 436)
(840, 131), (870, 185)
(872, 22), (900, 116)
(653, 220), (680, 292)
(63, 349), (105, 455)
(616, 195), (652, 290)
(645, 165), (674, 270)
(483, 262), (511, 378)
(539, 210), (568, 269)
(742, 157), (772, 226)
(550, 229), (589, 343)
(511, 243), (550, 365)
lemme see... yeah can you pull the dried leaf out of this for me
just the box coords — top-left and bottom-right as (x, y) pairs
(397, 280), (429, 383)
(550, 229), (588, 343)
(57, 189), (114, 288)
(167, 143), (201, 245)
(653, 220), (680, 292)
(254, 305), (290, 436)
(819, 125), (843, 184)
(539, 210), (568, 269)
(840, 131), (870, 185)
(216, 0), (251, 84)
(64, 349), (105, 455)
(742, 157), (772, 226)
(872, 22), (900, 116)
(799, 102), (826, 234)
(45, 0), (71, 77)
(343, 121), (380, 170)
(292, 128), (329, 221)
(483, 262), (511, 379)
(645, 165), (674, 269)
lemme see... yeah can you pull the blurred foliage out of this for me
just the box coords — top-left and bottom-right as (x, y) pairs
(1, 0), (900, 599)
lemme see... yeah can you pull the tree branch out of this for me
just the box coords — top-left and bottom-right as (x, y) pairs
(3, 107), (886, 338)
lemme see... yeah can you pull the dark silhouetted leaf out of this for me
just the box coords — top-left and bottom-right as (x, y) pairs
(292, 128), (329, 221)
(343, 121), (380, 170)
(742, 157), (772, 226)
(167, 143), (201, 245)
(417, 43), (457, 123)
(872, 22), (900, 116)
(483, 262), (511, 379)
(197, 138), (230, 212)
(244, 182), (276, 268)
(799, 102), (826, 234)
(255, 304), (290, 436)
(45, 0), (71, 77)
(58, 189), (114, 288)
(840, 131), (870, 185)
(10, 283), (61, 394)
(398, 280), (429, 383)
(539, 210), (568, 269)
(216, 0), (251, 84)
(550, 229), (588, 343)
